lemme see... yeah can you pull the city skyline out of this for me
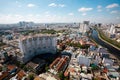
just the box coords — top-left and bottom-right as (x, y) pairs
(0, 0), (120, 24)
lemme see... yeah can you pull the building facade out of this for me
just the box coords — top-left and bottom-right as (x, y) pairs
(77, 55), (91, 67)
(79, 21), (90, 34)
(18, 34), (57, 63)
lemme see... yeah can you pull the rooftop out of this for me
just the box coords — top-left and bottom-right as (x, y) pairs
(7, 65), (16, 71)
(19, 34), (56, 41)
(17, 70), (26, 80)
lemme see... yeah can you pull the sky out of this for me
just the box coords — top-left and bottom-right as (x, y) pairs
(0, 0), (120, 24)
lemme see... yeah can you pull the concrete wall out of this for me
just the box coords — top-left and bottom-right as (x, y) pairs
(18, 35), (57, 63)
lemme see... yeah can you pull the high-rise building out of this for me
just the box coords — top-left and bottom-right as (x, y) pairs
(109, 24), (115, 34)
(77, 55), (91, 67)
(18, 34), (57, 63)
(79, 21), (90, 34)
(83, 21), (89, 25)
(79, 23), (84, 33)
(19, 21), (34, 28)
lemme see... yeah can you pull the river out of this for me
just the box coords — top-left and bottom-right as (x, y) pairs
(91, 29), (120, 59)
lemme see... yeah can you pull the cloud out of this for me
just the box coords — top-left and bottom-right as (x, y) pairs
(68, 13), (74, 16)
(45, 14), (51, 17)
(58, 4), (65, 7)
(48, 3), (65, 7)
(15, 1), (19, 3)
(110, 10), (118, 14)
(27, 3), (35, 7)
(14, 14), (23, 18)
(45, 11), (50, 14)
(82, 13), (86, 16)
(97, 5), (102, 12)
(106, 3), (119, 9)
(48, 3), (57, 7)
(0, 14), (120, 24)
(78, 7), (93, 12)
(97, 9), (102, 12)
(15, 1), (22, 7)
(18, 5), (22, 7)
(116, 17), (120, 19)
(97, 5), (102, 9)
(0, 14), (24, 23)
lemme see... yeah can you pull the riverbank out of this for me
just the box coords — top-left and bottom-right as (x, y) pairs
(91, 29), (120, 60)
(89, 36), (99, 47)
(96, 29), (120, 51)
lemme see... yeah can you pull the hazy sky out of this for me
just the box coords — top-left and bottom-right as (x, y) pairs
(0, 0), (120, 24)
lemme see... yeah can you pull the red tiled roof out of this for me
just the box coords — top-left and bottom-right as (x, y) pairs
(0, 72), (9, 80)
(7, 65), (16, 70)
(17, 70), (26, 80)
(50, 58), (60, 69)
(103, 68), (108, 73)
(57, 56), (68, 71)
(50, 56), (69, 72)
(64, 71), (68, 77)
(69, 68), (75, 72)
(79, 40), (86, 45)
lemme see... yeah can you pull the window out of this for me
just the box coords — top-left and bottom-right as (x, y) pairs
(38, 47), (41, 49)
(29, 38), (32, 42)
(45, 37), (48, 40)
(33, 37), (37, 41)
(39, 37), (42, 40)
(43, 46), (46, 49)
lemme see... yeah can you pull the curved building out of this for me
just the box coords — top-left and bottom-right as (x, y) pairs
(18, 34), (57, 63)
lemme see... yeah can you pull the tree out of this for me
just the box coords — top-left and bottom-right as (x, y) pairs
(28, 74), (34, 80)
(23, 66), (28, 72)
(15, 61), (20, 67)
(93, 78), (98, 80)
(20, 63), (25, 68)
(58, 71), (64, 80)
(45, 64), (49, 71)
(0, 67), (2, 72)
(118, 65), (120, 71)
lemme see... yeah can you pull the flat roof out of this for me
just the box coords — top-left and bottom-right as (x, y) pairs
(20, 34), (56, 41)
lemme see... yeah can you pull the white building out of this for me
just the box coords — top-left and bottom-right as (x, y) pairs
(79, 23), (90, 34)
(77, 55), (91, 67)
(18, 34), (57, 63)
(107, 24), (120, 38)
(109, 25), (115, 35)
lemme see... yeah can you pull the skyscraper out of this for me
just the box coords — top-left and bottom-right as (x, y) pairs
(109, 24), (115, 34)
(79, 21), (90, 34)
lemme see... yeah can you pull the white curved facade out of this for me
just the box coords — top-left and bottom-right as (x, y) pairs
(18, 34), (57, 63)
